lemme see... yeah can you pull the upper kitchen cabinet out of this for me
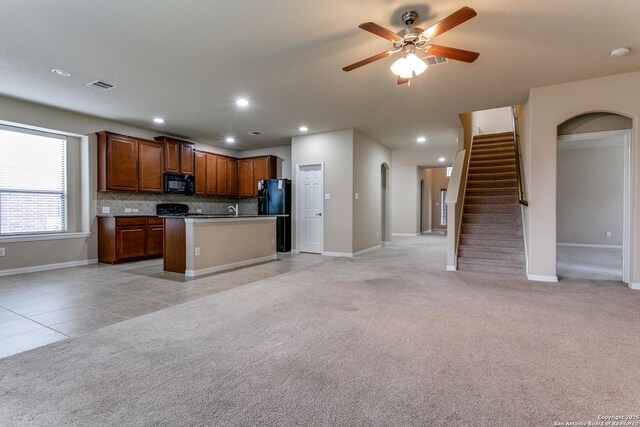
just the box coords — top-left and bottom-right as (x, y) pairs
(194, 150), (207, 196)
(154, 136), (195, 175)
(227, 158), (238, 197)
(138, 139), (165, 193)
(238, 156), (277, 197)
(216, 156), (228, 196)
(98, 132), (165, 193)
(238, 159), (254, 197)
(205, 153), (218, 196)
(98, 132), (138, 192)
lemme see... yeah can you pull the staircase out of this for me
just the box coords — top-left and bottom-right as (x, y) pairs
(457, 132), (525, 276)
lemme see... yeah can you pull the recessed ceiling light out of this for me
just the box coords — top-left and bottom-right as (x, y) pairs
(153, 117), (165, 124)
(299, 126), (309, 132)
(417, 136), (426, 143)
(438, 157), (446, 162)
(225, 137), (236, 143)
(610, 47), (631, 57)
(51, 68), (71, 77)
(236, 98), (249, 107)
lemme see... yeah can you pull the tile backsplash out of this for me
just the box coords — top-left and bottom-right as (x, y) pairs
(97, 192), (258, 216)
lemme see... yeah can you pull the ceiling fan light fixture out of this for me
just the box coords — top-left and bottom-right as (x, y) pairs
(390, 54), (427, 78)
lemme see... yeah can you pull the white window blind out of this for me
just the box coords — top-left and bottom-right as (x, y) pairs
(0, 125), (67, 235)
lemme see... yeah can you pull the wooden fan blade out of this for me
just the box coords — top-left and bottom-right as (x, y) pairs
(426, 44), (479, 63)
(397, 76), (410, 85)
(343, 51), (394, 72)
(359, 22), (402, 42)
(421, 6), (477, 40)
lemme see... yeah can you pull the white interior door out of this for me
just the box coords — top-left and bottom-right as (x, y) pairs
(298, 164), (323, 253)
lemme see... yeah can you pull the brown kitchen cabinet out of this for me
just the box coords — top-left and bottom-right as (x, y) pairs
(154, 136), (195, 175)
(194, 150), (207, 195)
(205, 153), (218, 196)
(227, 158), (238, 196)
(98, 216), (164, 264)
(138, 139), (165, 193)
(238, 155), (278, 197)
(216, 156), (228, 196)
(238, 159), (254, 197)
(97, 132), (164, 193)
(97, 132), (139, 192)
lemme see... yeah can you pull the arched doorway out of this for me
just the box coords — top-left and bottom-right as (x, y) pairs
(556, 112), (633, 282)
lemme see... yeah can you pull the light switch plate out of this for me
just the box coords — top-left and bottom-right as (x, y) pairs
(195, 247), (201, 256)
(124, 208), (132, 213)
(0, 248), (5, 257)
(324, 193), (331, 200)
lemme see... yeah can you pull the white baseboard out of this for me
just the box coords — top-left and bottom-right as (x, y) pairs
(527, 274), (559, 283)
(422, 229), (432, 233)
(629, 283), (640, 291)
(322, 251), (353, 258)
(392, 233), (419, 237)
(353, 245), (381, 257)
(557, 243), (623, 249)
(0, 258), (98, 277)
(185, 254), (277, 277)
(382, 241), (392, 246)
(446, 265), (457, 271)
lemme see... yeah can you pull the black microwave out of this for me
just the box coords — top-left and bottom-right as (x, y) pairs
(163, 173), (195, 195)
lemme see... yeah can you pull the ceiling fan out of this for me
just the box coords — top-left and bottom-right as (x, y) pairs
(343, 6), (479, 85)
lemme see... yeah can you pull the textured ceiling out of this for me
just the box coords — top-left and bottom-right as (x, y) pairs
(1, 0), (639, 165)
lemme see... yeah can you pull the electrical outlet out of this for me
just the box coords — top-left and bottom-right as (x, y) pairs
(196, 208), (202, 213)
(605, 232), (612, 238)
(0, 248), (5, 257)
(272, 238), (275, 245)
(102, 207), (110, 214)
(376, 232), (379, 238)
(132, 208), (138, 213)
(124, 208), (132, 213)
(355, 193), (359, 200)
(195, 247), (200, 256)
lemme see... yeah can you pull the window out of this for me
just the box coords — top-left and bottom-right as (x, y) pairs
(440, 189), (447, 226)
(446, 166), (452, 177)
(0, 125), (67, 235)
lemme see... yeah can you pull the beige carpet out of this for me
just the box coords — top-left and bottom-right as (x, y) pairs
(1, 236), (639, 426)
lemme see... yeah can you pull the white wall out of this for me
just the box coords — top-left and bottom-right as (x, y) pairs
(474, 106), (513, 135)
(524, 71), (640, 284)
(557, 143), (624, 245)
(291, 129), (353, 254)
(391, 165), (420, 236)
(237, 145), (292, 179)
(353, 131), (391, 253)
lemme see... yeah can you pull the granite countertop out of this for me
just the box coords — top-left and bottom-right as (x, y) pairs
(96, 214), (159, 218)
(159, 214), (289, 219)
(97, 214), (288, 218)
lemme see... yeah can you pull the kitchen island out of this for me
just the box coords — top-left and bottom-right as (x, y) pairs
(163, 215), (278, 276)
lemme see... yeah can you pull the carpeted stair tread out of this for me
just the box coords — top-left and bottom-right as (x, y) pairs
(466, 179), (518, 188)
(457, 257), (525, 275)
(465, 187), (518, 196)
(462, 214), (521, 225)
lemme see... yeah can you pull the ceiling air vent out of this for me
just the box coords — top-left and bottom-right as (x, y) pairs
(424, 56), (449, 66)
(248, 131), (263, 136)
(85, 80), (115, 91)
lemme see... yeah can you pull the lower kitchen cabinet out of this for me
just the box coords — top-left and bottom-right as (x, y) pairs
(98, 216), (164, 264)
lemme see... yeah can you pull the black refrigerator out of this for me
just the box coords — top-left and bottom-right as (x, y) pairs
(257, 179), (291, 252)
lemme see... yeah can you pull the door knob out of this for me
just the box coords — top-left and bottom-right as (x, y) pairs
(316, 212), (322, 216)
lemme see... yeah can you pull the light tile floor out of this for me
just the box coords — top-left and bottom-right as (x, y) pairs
(0, 253), (327, 359)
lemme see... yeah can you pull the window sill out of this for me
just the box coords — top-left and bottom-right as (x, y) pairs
(0, 232), (92, 243)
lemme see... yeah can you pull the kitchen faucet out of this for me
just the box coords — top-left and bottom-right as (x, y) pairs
(228, 203), (239, 216)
